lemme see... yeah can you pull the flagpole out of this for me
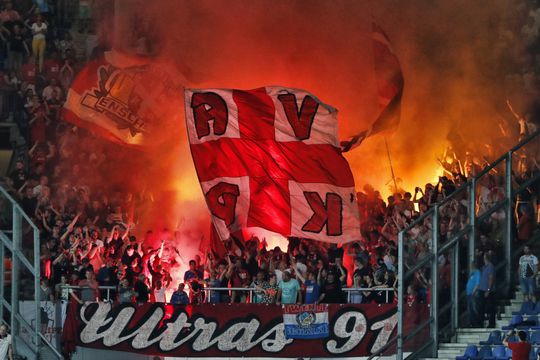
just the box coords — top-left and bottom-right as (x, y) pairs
(384, 137), (398, 194)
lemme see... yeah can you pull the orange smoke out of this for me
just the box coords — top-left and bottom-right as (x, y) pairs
(86, 0), (527, 252)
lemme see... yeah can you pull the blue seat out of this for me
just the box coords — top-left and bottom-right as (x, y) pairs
(502, 314), (524, 330)
(476, 346), (493, 359)
(480, 331), (503, 346)
(528, 315), (539, 325)
(531, 331), (540, 345)
(513, 302), (537, 316)
(456, 344), (479, 360)
(529, 347), (539, 360)
(534, 302), (540, 314)
(486, 345), (510, 360)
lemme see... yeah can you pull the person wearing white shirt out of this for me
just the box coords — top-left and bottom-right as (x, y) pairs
(519, 246), (539, 303)
(0, 324), (13, 360)
(30, 14), (47, 72)
(42, 78), (63, 101)
(154, 280), (167, 303)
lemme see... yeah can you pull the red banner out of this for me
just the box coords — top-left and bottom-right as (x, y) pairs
(63, 303), (410, 357)
(63, 51), (183, 147)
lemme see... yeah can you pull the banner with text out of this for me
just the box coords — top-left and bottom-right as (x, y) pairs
(63, 302), (409, 358)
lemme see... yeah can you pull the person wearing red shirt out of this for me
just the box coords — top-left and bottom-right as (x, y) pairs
(503, 330), (531, 360)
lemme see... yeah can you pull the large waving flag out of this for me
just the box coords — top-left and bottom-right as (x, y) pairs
(62, 51), (184, 147)
(341, 22), (404, 152)
(185, 87), (360, 244)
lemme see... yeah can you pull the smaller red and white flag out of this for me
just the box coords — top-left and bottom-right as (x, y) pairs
(341, 22), (404, 152)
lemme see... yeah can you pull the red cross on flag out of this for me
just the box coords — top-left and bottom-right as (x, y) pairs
(185, 87), (360, 244)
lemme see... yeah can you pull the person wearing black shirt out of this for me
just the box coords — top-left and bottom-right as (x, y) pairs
(134, 274), (150, 304)
(8, 24), (29, 72)
(327, 243), (344, 264)
(121, 245), (141, 267)
(21, 187), (37, 215)
(318, 272), (345, 303)
(9, 160), (26, 190)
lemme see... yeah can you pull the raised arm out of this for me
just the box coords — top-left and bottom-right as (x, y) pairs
(60, 213), (81, 241)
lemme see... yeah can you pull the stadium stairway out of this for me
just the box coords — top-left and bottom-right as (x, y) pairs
(419, 291), (527, 360)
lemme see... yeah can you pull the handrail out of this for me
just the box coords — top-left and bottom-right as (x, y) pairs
(0, 187), (62, 359)
(0, 186), (40, 232)
(61, 285), (118, 302)
(202, 286), (396, 304)
(395, 128), (540, 360)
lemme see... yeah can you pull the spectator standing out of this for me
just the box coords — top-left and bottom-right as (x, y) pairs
(39, 278), (53, 301)
(318, 272), (345, 304)
(134, 273), (150, 305)
(478, 253), (496, 328)
(0, 324), (13, 360)
(30, 14), (47, 73)
(466, 262), (481, 327)
(170, 283), (189, 305)
(261, 273), (279, 304)
(54, 274), (69, 301)
(153, 280), (167, 303)
(229, 257), (251, 303)
(205, 270), (222, 304)
(79, 269), (99, 302)
(184, 259), (202, 283)
(7, 24), (28, 73)
(118, 278), (135, 303)
(503, 330), (531, 360)
(276, 271), (301, 305)
(250, 271), (267, 304)
(518, 246), (538, 303)
(304, 271), (321, 304)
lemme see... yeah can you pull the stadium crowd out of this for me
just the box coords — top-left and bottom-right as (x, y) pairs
(0, 0), (538, 332)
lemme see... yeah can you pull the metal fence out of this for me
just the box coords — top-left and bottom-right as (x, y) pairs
(201, 286), (395, 304)
(0, 186), (63, 359)
(388, 128), (540, 360)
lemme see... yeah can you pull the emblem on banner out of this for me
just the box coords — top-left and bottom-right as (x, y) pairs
(296, 311), (316, 328)
(81, 65), (150, 136)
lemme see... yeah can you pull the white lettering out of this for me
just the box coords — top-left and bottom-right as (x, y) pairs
(326, 311), (367, 354)
(370, 312), (398, 354)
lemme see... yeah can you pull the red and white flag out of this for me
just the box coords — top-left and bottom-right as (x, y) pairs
(62, 51), (184, 147)
(341, 22), (404, 152)
(185, 87), (360, 244)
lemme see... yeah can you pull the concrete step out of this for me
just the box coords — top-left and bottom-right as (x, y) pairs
(438, 349), (466, 358)
(427, 286), (528, 359)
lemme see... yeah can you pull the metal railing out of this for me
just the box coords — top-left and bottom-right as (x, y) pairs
(393, 128), (540, 360)
(201, 286), (395, 304)
(61, 285), (118, 302)
(0, 186), (63, 360)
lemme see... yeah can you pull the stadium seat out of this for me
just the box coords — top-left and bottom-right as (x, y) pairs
(456, 344), (479, 360)
(528, 347), (539, 360)
(531, 331), (540, 345)
(502, 314), (524, 330)
(513, 301), (537, 316)
(485, 345), (510, 360)
(528, 315), (539, 325)
(480, 331), (503, 345)
(476, 346), (493, 359)
(534, 302), (540, 314)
